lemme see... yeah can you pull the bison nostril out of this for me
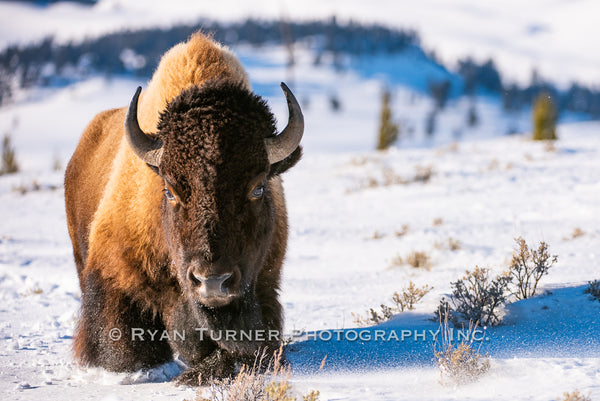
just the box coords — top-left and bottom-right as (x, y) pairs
(189, 270), (201, 285)
(221, 273), (233, 290)
(193, 273), (232, 299)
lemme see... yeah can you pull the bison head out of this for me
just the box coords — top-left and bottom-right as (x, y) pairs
(124, 80), (303, 312)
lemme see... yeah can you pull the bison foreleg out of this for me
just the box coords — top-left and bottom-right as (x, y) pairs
(74, 271), (173, 372)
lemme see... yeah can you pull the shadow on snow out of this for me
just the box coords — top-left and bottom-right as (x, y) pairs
(285, 284), (600, 374)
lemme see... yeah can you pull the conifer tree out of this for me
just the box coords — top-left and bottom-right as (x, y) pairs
(532, 92), (557, 140)
(377, 88), (399, 150)
(425, 109), (437, 138)
(1, 134), (18, 175)
(467, 100), (479, 127)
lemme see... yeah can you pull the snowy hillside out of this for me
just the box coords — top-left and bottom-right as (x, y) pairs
(1, 0), (600, 85)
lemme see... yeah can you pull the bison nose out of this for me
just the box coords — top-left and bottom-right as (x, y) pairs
(195, 273), (232, 299)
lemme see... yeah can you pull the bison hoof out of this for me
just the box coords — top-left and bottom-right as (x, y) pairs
(175, 368), (201, 387)
(176, 349), (237, 386)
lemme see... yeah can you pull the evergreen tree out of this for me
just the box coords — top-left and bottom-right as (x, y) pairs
(329, 93), (341, 112)
(1, 134), (19, 175)
(532, 92), (557, 140)
(376, 88), (399, 150)
(467, 99), (479, 127)
(428, 79), (451, 110)
(425, 109), (437, 138)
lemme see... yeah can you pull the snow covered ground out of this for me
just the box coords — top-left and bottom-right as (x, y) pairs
(1, 1), (600, 400)
(1, 74), (599, 399)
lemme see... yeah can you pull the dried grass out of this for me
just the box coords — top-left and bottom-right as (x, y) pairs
(394, 224), (410, 237)
(194, 348), (320, 401)
(405, 251), (432, 270)
(563, 228), (585, 241)
(349, 165), (435, 193)
(434, 237), (461, 251)
(557, 390), (592, 401)
(435, 318), (490, 386)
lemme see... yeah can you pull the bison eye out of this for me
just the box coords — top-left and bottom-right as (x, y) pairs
(164, 188), (176, 201)
(250, 185), (264, 200)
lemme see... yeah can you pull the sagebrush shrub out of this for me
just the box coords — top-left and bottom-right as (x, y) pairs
(388, 254), (404, 268)
(388, 250), (431, 270)
(448, 238), (461, 251)
(352, 305), (395, 327)
(302, 390), (320, 401)
(434, 237), (461, 251)
(392, 282), (433, 312)
(434, 266), (511, 326)
(351, 165), (434, 192)
(433, 297), (454, 325)
(509, 237), (557, 300)
(557, 390), (592, 401)
(368, 231), (385, 240)
(394, 224), (410, 237)
(413, 165), (433, 183)
(563, 228), (585, 241)
(585, 280), (600, 301)
(571, 228), (585, 238)
(354, 282), (432, 326)
(265, 381), (294, 401)
(382, 167), (406, 185)
(405, 251), (432, 269)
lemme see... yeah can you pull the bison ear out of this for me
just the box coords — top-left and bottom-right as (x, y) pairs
(268, 145), (302, 177)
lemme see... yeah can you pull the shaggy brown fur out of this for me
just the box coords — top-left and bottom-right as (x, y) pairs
(64, 32), (301, 383)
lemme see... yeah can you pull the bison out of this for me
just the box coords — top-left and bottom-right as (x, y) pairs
(64, 32), (303, 383)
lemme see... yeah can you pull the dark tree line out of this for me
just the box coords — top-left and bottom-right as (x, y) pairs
(458, 58), (502, 94)
(0, 18), (417, 105)
(0, 16), (599, 119)
(5, 0), (97, 4)
(457, 57), (600, 118)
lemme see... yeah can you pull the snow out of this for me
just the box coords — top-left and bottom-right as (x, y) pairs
(1, 0), (600, 85)
(1, 2), (600, 400)
(1, 72), (600, 398)
(291, 358), (600, 401)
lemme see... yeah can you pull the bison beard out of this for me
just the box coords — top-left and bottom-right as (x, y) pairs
(169, 293), (276, 384)
(65, 33), (303, 386)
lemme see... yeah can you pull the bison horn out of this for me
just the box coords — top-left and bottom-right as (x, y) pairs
(265, 82), (304, 164)
(125, 86), (163, 168)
